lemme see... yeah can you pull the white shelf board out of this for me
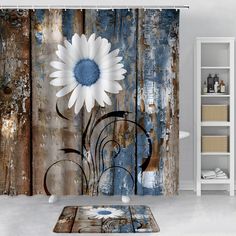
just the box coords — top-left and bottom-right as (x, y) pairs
(201, 66), (230, 69)
(201, 94), (230, 98)
(201, 179), (230, 184)
(201, 121), (230, 126)
(201, 152), (230, 156)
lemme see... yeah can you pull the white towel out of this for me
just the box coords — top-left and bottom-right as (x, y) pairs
(216, 175), (228, 179)
(202, 169), (228, 179)
(201, 170), (216, 179)
(216, 172), (227, 177)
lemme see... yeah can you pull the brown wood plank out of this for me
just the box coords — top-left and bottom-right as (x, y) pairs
(0, 10), (31, 195)
(31, 10), (84, 195)
(53, 206), (77, 233)
(71, 206), (102, 233)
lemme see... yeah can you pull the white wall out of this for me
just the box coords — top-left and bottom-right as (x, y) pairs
(2, 0), (236, 190)
(179, 0), (236, 189)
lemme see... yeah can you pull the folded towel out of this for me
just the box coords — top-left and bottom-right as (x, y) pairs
(201, 169), (228, 180)
(216, 175), (228, 179)
(201, 170), (216, 179)
(216, 172), (227, 177)
(215, 168), (221, 173)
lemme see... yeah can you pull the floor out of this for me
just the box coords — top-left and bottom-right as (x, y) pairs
(1, 191), (236, 236)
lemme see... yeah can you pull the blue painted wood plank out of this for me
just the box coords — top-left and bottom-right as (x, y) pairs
(85, 9), (137, 195)
(137, 9), (179, 195)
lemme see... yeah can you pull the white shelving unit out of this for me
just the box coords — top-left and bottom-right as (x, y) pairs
(194, 37), (234, 196)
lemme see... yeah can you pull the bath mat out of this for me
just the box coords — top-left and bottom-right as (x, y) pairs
(53, 205), (160, 233)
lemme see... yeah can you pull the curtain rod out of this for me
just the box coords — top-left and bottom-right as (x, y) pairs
(0, 5), (189, 10)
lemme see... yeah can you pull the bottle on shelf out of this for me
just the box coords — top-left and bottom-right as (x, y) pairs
(213, 74), (219, 84)
(207, 74), (214, 93)
(203, 81), (208, 94)
(220, 80), (226, 93)
(214, 81), (219, 93)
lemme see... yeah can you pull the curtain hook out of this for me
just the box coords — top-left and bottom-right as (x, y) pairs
(127, 7), (130, 12)
(96, 6), (99, 12)
(0, 4), (3, 12)
(143, 6), (146, 12)
(48, 5), (51, 12)
(64, 5), (66, 11)
(32, 5), (35, 12)
(16, 4), (19, 11)
(111, 6), (114, 11)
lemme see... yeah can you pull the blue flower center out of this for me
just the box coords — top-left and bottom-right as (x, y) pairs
(97, 210), (112, 215)
(74, 59), (100, 86)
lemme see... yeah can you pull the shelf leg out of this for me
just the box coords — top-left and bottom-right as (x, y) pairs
(230, 183), (234, 196)
(196, 182), (201, 196)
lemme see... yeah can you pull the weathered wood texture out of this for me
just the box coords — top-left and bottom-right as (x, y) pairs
(0, 9), (179, 196)
(0, 10), (31, 195)
(54, 205), (160, 233)
(137, 10), (179, 195)
(31, 10), (84, 195)
(84, 10), (137, 195)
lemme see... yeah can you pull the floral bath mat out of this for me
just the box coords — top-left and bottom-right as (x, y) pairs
(53, 205), (160, 233)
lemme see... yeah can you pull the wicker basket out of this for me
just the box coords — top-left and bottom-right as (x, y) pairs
(202, 135), (228, 152)
(202, 105), (228, 121)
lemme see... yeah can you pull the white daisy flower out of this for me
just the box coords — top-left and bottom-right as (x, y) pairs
(50, 33), (126, 114)
(86, 207), (124, 219)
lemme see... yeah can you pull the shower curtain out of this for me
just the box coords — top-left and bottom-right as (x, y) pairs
(0, 9), (179, 196)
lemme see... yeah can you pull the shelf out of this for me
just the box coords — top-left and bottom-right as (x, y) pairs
(201, 179), (230, 184)
(201, 152), (230, 156)
(201, 121), (230, 126)
(201, 66), (230, 69)
(195, 37), (234, 196)
(201, 94), (230, 98)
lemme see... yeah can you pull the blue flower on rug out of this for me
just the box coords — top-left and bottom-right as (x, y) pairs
(86, 207), (124, 219)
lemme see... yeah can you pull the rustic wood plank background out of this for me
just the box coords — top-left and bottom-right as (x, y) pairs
(137, 9), (179, 195)
(31, 10), (84, 195)
(0, 9), (179, 196)
(0, 10), (31, 195)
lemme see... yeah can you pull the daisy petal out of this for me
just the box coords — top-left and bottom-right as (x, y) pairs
(99, 57), (123, 70)
(90, 84), (105, 107)
(85, 87), (95, 112)
(50, 78), (76, 86)
(80, 34), (89, 58)
(103, 68), (127, 74)
(49, 70), (74, 78)
(50, 61), (67, 70)
(98, 79), (122, 94)
(88, 36), (102, 60)
(56, 81), (78, 97)
(100, 73), (125, 81)
(56, 45), (74, 64)
(93, 38), (111, 63)
(74, 87), (85, 114)
(68, 84), (81, 108)
(72, 33), (80, 45)
(102, 91), (112, 106)
(64, 39), (72, 49)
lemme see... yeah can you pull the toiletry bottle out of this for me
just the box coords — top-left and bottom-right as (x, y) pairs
(213, 74), (219, 84)
(214, 81), (219, 93)
(207, 74), (214, 93)
(220, 80), (226, 93)
(203, 81), (208, 94)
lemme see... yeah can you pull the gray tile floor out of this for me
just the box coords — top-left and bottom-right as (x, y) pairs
(0, 191), (236, 236)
